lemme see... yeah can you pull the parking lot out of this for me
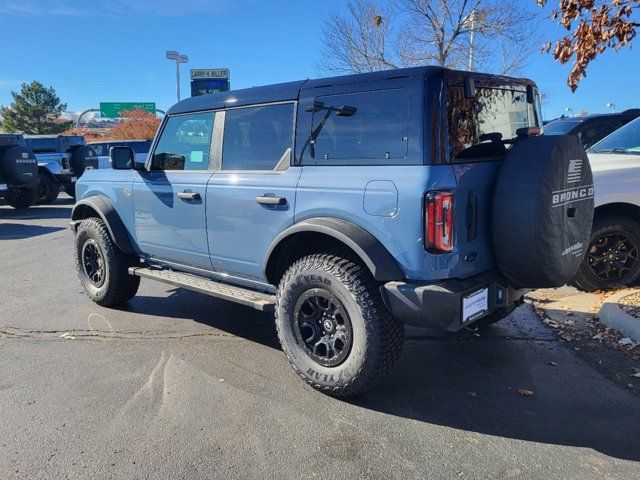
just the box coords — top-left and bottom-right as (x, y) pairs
(1, 196), (639, 479)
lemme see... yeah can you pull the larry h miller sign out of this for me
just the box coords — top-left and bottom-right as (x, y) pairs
(191, 69), (230, 97)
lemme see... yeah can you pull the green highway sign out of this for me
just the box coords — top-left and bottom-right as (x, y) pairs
(99, 102), (156, 118)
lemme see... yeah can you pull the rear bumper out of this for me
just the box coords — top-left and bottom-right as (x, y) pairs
(382, 271), (529, 331)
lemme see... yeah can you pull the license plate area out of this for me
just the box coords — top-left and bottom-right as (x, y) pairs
(462, 287), (489, 324)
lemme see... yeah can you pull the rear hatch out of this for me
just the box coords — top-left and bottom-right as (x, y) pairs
(443, 76), (542, 279)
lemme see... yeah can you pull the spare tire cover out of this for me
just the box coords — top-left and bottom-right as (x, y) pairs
(0, 146), (38, 185)
(491, 135), (594, 288)
(70, 145), (97, 175)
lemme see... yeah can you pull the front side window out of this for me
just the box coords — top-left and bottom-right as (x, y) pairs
(222, 103), (294, 171)
(309, 89), (409, 164)
(151, 112), (216, 171)
(448, 84), (540, 161)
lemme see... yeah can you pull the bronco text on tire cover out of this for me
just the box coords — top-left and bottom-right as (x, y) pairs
(492, 135), (595, 288)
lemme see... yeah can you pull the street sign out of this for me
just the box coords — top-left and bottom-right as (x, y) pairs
(190, 68), (230, 97)
(100, 102), (156, 118)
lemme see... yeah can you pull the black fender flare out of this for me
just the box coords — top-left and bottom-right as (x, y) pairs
(264, 217), (404, 282)
(71, 195), (134, 253)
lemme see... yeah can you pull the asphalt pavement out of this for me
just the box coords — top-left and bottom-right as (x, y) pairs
(1, 196), (639, 479)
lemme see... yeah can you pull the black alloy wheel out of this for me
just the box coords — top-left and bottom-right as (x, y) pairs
(293, 289), (353, 367)
(82, 238), (106, 287)
(587, 230), (639, 282)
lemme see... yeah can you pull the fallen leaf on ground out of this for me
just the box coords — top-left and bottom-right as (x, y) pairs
(467, 391), (477, 397)
(619, 338), (634, 346)
(632, 373), (640, 378)
(59, 332), (75, 340)
(518, 389), (534, 397)
(547, 361), (558, 366)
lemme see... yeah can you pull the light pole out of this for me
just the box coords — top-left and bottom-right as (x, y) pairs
(606, 102), (616, 113)
(166, 50), (189, 102)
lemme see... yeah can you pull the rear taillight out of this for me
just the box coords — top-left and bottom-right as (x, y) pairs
(425, 191), (454, 253)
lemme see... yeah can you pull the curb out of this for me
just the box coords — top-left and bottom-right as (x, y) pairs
(598, 290), (640, 342)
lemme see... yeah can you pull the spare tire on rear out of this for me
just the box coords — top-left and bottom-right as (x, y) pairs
(491, 135), (594, 288)
(0, 145), (38, 185)
(70, 145), (97, 175)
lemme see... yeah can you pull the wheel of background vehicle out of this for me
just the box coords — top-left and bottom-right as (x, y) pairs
(275, 253), (404, 397)
(70, 145), (97, 176)
(35, 172), (59, 204)
(492, 135), (594, 288)
(64, 184), (76, 199)
(572, 214), (640, 292)
(4, 187), (37, 209)
(74, 217), (140, 306)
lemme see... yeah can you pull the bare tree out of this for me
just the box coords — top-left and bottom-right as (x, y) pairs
(318, 0), (539, 76)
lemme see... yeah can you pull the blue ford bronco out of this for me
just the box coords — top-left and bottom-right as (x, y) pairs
(70, 67), (595, 396)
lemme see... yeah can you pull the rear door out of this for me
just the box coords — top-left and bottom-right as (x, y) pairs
(447, 77), (542, 278)
(132, 111), (218, 269)
(206, 102), (300, 282)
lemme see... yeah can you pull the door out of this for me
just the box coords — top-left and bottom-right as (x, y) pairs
(133, 111), (218, 269)
(207, 102), (301, 281)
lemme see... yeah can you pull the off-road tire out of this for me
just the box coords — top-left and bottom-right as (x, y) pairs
(74, 217), (140, 306)
(4, 187), (37, 209)
(275, 254), (404, 397)
(572, 214), (640, 292)
(35, 172), (59, 204)
(64, 184), (76, 199)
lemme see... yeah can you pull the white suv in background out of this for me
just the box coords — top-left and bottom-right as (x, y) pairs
(88, 139), (152, 169)
(573, 117), (640, 291)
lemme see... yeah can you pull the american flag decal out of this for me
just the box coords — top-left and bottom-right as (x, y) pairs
(567, 159), (583, 184)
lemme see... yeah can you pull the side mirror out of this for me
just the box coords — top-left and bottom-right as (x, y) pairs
(110, 146), (135, 170)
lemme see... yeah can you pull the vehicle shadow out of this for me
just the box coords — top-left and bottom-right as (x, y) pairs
(0, 223), (66, 240)
(120, 289), (281, 349)
(117, 290), (640, 461)
(0, 205), (72, 220)
(352, 316), (640, 462)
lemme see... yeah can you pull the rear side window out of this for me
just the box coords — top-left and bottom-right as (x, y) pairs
(151, 112), (216, 171)
(309, 89), (408, 165)
(222, 103), (294, 171)
(576, 118), (628, 149)
(448, 85), (540, 161)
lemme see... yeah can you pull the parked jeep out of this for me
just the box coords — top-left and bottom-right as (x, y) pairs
(25, 135), (97, 203)
(0, 134), (38, 209)
(70, 67), (595, 396)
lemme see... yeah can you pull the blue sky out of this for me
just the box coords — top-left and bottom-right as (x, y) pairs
(0, 0), (637, 120)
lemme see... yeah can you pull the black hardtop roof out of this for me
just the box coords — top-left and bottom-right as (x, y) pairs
(168, 66), (536, 115)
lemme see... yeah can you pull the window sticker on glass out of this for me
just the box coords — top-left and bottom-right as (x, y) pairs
(191, 150), (204, 163)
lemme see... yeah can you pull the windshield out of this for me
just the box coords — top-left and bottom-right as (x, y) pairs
(543, 119), (580, 135)
(590, 117), (640, 154)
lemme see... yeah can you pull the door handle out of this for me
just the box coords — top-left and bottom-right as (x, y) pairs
(178, 191), (201, 201)
(256, 195), (287, 206)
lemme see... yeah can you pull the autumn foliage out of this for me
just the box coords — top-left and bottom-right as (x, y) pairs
(539, 0), (640, 91)
(103, 108), (161, 140)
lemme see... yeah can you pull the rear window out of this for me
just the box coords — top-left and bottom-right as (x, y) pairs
(448, 84), (540, 161)
(26, 138), (57, 153)
(307, 89), (409, 165)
